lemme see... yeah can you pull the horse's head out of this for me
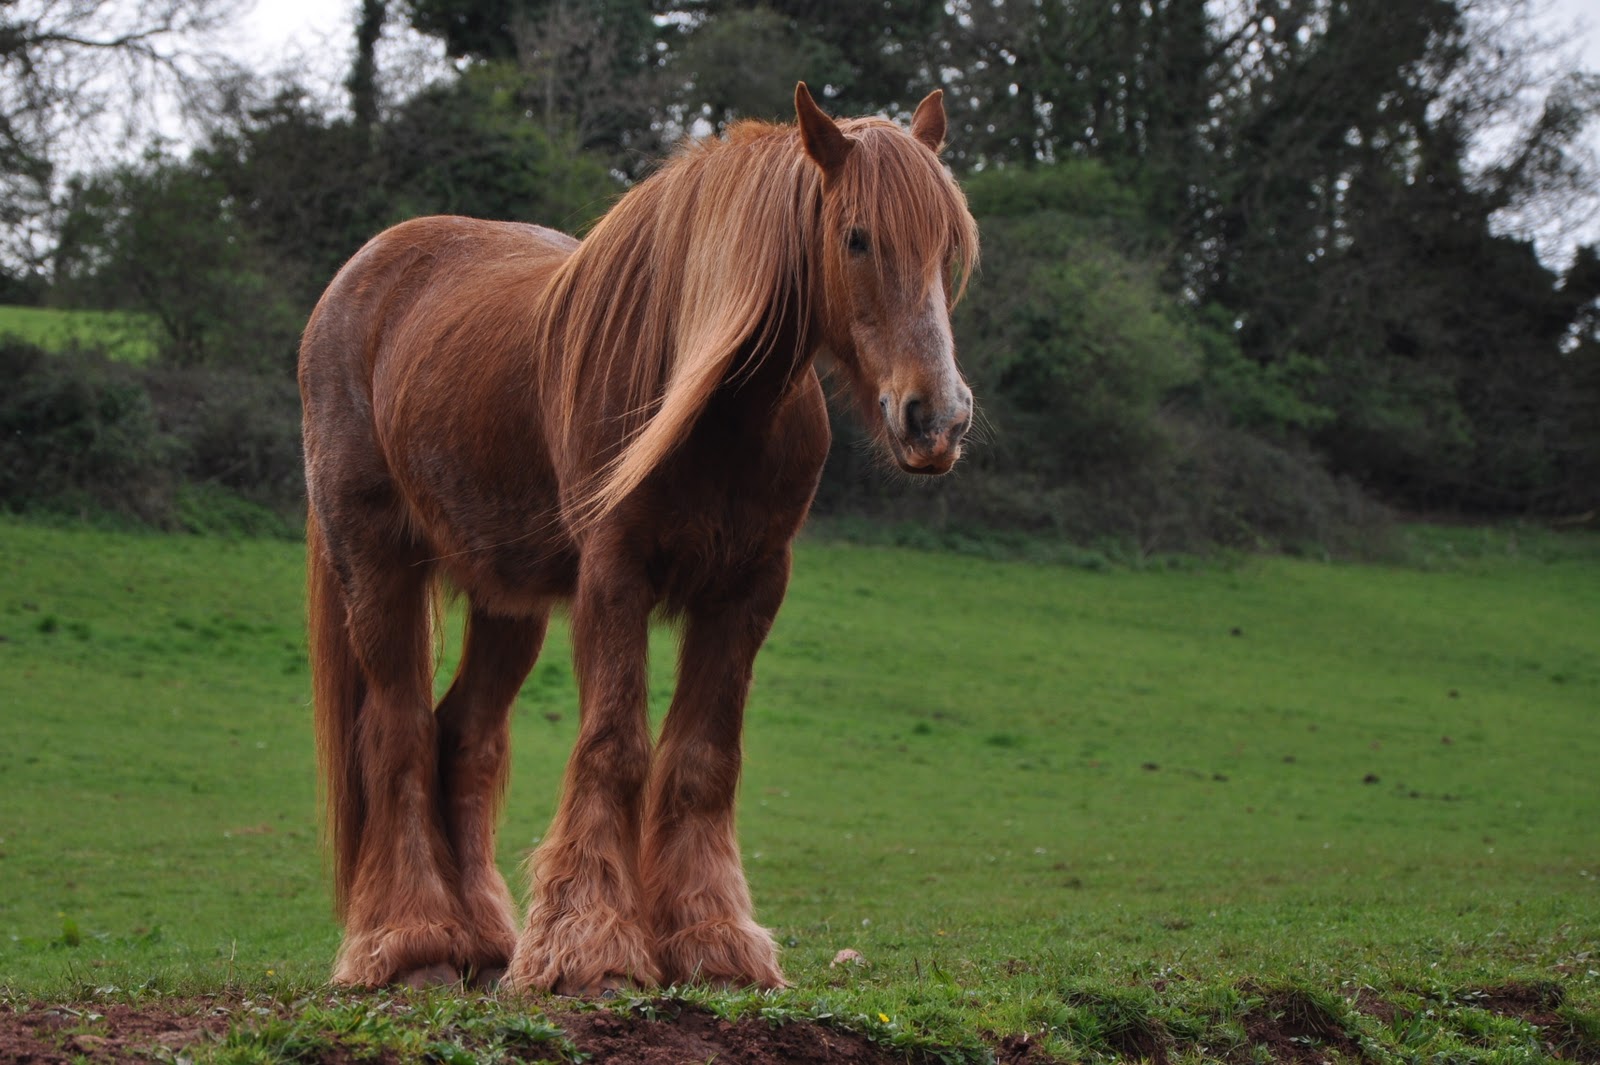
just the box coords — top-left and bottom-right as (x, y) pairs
(797, 83), (980, 476)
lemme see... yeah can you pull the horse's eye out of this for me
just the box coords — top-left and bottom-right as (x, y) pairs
(846, 228), (871, 256)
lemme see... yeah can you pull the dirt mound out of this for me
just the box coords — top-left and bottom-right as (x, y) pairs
(8, 982), (1591, 1064)
(559, 1004), (912, 1064)
(0, 997), (981, 1065)
(3, 1000), (237, 1064)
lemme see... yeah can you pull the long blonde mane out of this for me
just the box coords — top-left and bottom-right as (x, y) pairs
(535, 113), (979, 527)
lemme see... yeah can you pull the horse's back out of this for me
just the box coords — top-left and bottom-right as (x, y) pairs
(302, 216), (574, 374)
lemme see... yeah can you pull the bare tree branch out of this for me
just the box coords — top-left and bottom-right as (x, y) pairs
(1, 0), (247, 268)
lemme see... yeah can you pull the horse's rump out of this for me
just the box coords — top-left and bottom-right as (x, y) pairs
(300, 216), (582, 596)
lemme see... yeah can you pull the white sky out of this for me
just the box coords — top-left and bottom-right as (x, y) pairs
(232, 0), (1600, 77)
(232, 0), (349, 79)
(223, 0), (440, 100)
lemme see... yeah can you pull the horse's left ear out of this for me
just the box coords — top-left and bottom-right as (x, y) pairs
(910, 89), (947, 154)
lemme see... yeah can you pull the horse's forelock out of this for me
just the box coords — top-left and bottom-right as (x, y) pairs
(829, 119), (980, 303)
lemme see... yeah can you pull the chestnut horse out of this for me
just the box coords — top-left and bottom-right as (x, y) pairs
(299, 84), (978, 994)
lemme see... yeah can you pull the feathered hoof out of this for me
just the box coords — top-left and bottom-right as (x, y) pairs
(654, 917), (787, 989)
(457, 880), (519, 980)
(503, 911), (661, 996)
(331, 922), (464, 988)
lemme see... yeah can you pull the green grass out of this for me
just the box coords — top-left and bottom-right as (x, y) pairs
(0, 304), (159, 361)
(1, 518), (1596, 1061)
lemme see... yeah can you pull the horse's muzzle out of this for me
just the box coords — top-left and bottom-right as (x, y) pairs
(881, 391), (972, 475)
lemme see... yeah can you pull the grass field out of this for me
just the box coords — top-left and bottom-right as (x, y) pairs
(0, 304), (158, 362)
(1, 518), (1596, 1061)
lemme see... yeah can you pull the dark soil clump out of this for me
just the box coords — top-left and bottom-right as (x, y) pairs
(1239, 988), (1365, 1065)
(557, 1004), (912, 1064)
(2, 999), (238, 1064)
(1, 996), (941, 1064)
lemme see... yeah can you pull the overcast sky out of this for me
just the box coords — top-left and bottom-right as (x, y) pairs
(232, 0), (1600, 87)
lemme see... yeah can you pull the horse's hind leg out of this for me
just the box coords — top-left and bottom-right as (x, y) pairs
(435, 606), (548, 986)
(641, 554), (791, 988)
(332, 553), (467, 988)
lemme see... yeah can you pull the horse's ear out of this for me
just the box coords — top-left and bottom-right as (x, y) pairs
(795, 82), (851, 172)
(910, 89), (947, 154)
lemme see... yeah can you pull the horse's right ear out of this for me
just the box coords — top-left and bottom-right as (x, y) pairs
(795, 82), (852, 172)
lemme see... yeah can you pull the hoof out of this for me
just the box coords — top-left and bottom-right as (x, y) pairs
(468, 964), (507, 991)
(654, 918), (786, 989)
(397, 963), (460, 989)
(553, 973), (637, 999)
(507, 905), (661, 993)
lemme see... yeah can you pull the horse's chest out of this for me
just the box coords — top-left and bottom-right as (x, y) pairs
(643, 409), (827, 605)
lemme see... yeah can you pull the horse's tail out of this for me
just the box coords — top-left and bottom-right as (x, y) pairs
(306, 509), (365, 918)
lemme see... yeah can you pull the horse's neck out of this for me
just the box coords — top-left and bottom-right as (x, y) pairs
(716, 293), (819, 422)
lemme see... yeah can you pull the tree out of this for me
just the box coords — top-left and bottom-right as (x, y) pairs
(955, 163), (1200, 480)
(196, 68), (618, 313)
(0, 0), (243, 268)
(347, 0), (388, 131)
(940, 0), (1211, 183)
(1193, 0), (1600, 510)
(52, 152), (304, 371)
(667, 6), (854, 126)
(45, 60), (621, 374)
(406, 0), (661, 160)
(670, 0), (947, 118)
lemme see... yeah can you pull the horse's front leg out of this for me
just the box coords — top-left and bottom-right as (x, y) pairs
(505, 552), (660, 995)
(642, 552), (791, 988)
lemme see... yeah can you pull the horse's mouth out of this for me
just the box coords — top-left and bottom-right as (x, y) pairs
(888, 438), (960, 475)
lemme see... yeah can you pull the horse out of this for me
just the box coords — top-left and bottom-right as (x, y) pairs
(299, 83), (979, 995)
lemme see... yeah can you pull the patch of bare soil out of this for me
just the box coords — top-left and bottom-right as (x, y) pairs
(1240, 999), (1362, 1065)
(988, 1029), (1059, 1064)
(556, 1004), (913, 1064)
(1, 997), (968, 1065)
(1467, 983), (1599, 1064)
(1101, 1023), (1168, 1065)
(5, 984), (1591, 1065)
(1346, 988), (1397, 1027)
(2, 998), (239, 1064)
(1345, 982), (1600, 1065)
(1472, 980), (1564, 1020)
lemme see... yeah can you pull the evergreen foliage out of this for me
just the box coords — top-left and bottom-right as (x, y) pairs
(4, 0), (1598, 545)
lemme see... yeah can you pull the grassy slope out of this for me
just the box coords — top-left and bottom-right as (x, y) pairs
(1, 519), (1596, 1058)
(0, 305), (158, 361)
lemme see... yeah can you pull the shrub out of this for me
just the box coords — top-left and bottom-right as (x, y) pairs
(141, 365), (303, 508)
(0, 336), (307, 532)
(814, 409), (1389, 559)
(0, 337), (177, 521)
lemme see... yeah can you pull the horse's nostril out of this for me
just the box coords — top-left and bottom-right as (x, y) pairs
(903, 397), (926, 437)
(949, 414), (971, 441)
